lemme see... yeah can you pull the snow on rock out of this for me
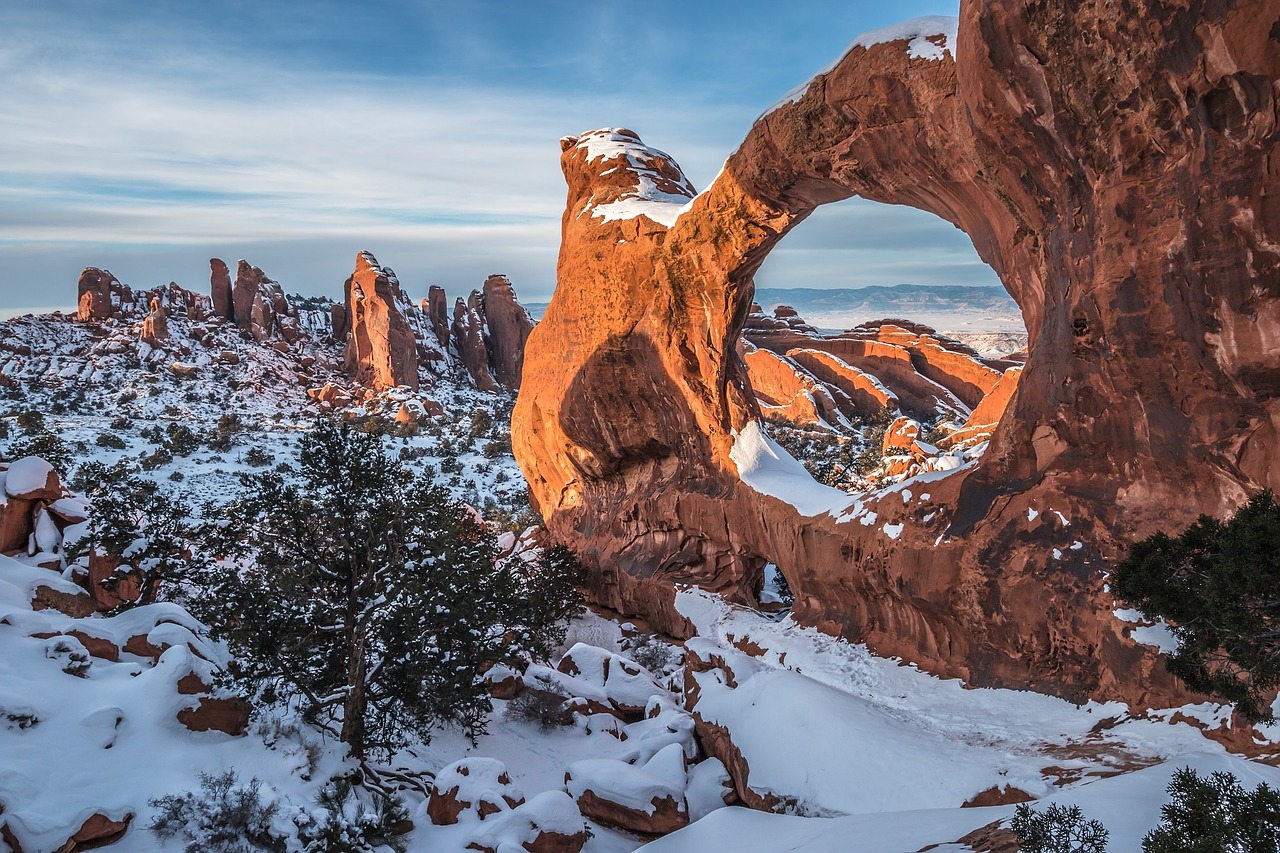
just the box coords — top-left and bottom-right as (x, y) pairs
(639, 804), (1007, 853)
(729, 421), (855, 518)
(673, 586), (1252, 823)
(0, 553), (349, 853)
(684, 758), (734, 822)
(615, 696), (698, 765)
(642, 753), (1280, 852)
(427, 757), (526, 825)
(527, 642), (670, 718)
(566, 742), (690, 835)
(461, 790), (589, 853)
(568, 128), (698, 228)
(4, 456), (60, 501)
(763, 16), (958, 116)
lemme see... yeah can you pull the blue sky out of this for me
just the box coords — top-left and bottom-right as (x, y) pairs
(0, 0), (996, 314)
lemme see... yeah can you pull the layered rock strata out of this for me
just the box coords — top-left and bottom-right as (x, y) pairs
(513, 4), (1280, 707)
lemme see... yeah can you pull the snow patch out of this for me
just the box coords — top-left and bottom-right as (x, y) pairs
(762, 16), (959, 117)
(729, 421), (855, 518)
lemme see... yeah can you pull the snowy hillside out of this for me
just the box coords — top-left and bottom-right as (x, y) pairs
(0, 301), (1275, 853)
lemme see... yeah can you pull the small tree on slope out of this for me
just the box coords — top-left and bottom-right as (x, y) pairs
(1143, 768), (1280, 852)
(1111, 491), (1280, 722)
(1010, 802), (1108, 853)
(68, 460), (204, 610)
(190, 420), (583, 759)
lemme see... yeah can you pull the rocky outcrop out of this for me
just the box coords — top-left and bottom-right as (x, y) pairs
(427, 758), (525, 825)
(140, 297), (168, 347)
(56, 812), (133, 853)
(210, 258), (234, 322)
(741, 346), (845, 427)
(427, 285), (451, 349)
(481, 275), (535, 389)
(0, 458), (86, 571)
(341, 251), (420, 391)
(513, 3), (1280, 709)
(76, 268), (119, 322)
(451, 293), (498, 392)
(230, 260), (301, 343)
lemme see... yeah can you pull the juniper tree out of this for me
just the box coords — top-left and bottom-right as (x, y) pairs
(68, 460), (201, 610)
(1143, 767), (1280, 852)
(192, 420), (583, 758)
(1112, 491), (1280, 722)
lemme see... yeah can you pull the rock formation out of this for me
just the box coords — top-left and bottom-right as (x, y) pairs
(341, 251), (420, 391)
(451, 293), (499, 392)
(481, 275), (536, 389)
(210, 258), (234, 322)
(230, 260), (301, 343)
(76, 268), (119, 322)
(513, 3), (1280, 708)
(427, 285), (451, 349)
(140, 296), (168, 347)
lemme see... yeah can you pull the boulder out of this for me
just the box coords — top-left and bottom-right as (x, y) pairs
(87, 551), (141, 612)
(30, 584), (95, 618)
(5, 458), (62, 502)
(54, 812), (133, 853)
(462, 791), (587, 853)
(551, 643), (667, 718)
(427, 758), (525, 826)
(177, 695), (250, 736)
(564, 743), (688, 836)
(0, 496), (35, 554)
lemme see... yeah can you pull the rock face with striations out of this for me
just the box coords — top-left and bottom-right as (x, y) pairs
(513, 2), (1280, 710)
(341, 251), (420, 391)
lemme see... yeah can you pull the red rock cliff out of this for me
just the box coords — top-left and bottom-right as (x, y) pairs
(513, 4), (1280, 708)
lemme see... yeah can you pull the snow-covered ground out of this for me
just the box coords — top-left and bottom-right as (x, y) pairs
(1, 309), (1276, 852)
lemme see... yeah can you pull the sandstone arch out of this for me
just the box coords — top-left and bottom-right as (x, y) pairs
(513, 2), (1280, 708)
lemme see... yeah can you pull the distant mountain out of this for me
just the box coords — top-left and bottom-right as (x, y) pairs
(526, 285), (1025, 334)
(753, 285), (1024, 334)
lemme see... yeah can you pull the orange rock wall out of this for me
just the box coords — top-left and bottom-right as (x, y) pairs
(513, 4), (1280, 708)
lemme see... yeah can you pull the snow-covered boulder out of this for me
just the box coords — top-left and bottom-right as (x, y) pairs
(4, 456), (61, 502)
(482, 663), (525, 700)
(427, 757), (525, 826)
(685, 757), (735, 821)
(464, 790), (588, 853)
(528, 643), (668, 719)
(615, 696), (697, 765)
(565, 742), (689, 836)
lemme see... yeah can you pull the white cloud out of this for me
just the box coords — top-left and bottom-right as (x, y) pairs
(0, 2), (997, 312)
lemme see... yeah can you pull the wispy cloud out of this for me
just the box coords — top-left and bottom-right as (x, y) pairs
(0, 0), (989, 310)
